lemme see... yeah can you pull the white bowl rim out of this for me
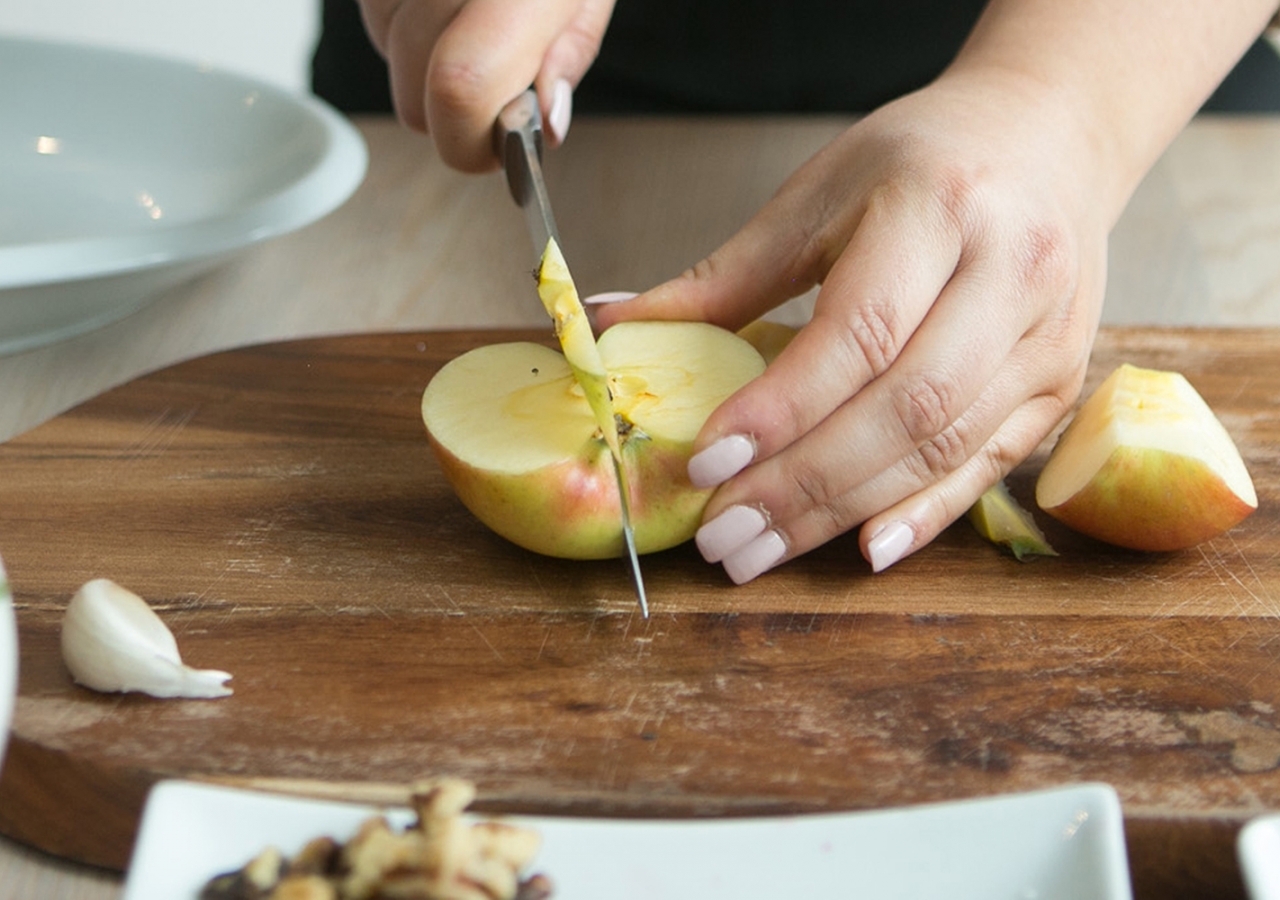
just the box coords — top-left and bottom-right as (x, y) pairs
(0, 558), (15, 778)
(0, 35), (368, 289)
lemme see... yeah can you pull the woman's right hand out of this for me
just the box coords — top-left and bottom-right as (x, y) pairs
(357, 0), (616, 171)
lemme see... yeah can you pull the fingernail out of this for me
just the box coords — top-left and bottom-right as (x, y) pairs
(722, 530), (786, 584)
(688, 434), (755, 489)
(695, 505), (767, 563)
(548, 78), (573, 144)
(582, 291), (638, 305)
(867, 520), (915, 573)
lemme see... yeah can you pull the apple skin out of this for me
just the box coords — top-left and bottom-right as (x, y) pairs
(427, 430), (711, 559)
(1035, 363), (1256, 551)
(1039, 446), (1255, 552)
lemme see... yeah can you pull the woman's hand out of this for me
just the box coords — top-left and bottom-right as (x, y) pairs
(595, 67), (1115, 583)
(593, 0), (1274, 585)
(357, 0), (615, 170)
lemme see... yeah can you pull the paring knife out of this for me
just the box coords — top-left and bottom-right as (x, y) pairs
(494, 89), (649, 619)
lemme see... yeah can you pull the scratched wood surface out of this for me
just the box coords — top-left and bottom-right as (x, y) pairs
(1, 326), (1278, 899)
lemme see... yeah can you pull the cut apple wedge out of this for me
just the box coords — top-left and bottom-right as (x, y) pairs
(421, 321), (765, 559)
(1035, 363), (1257, 551)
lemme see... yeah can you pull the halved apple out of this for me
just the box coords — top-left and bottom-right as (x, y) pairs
(1035, 363), (1256, 551)
(736, 319), (798, 366)
(421, 321), (765, 559)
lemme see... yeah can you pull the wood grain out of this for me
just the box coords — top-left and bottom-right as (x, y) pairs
(2, 326), (1279, 900)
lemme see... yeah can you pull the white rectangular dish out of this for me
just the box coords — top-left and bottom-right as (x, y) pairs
(124, 780), (1133, 900)
(1240, 814), (1280, 900)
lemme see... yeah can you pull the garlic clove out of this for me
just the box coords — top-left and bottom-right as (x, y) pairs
(61, 578), (232, 699)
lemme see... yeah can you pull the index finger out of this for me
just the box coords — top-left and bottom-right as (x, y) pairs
(425, 0), (592, 171)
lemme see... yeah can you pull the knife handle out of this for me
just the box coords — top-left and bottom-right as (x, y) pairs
(494, 89), (544, 206)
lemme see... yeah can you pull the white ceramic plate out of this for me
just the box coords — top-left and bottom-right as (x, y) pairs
(1240, 814), (1280, 900)
(124, 781), (1132, 900)
(0, 36), (367, 356)
(0, 558), (14, 777)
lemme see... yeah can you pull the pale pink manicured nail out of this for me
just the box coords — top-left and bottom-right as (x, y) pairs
(867, 520), (915, 573)
(582, 291), (638, 305)
(548, 78), (573, 144)
(688, 434), (754, 488)
(722, 530), (786, 584)
(695, 505), (767, 563)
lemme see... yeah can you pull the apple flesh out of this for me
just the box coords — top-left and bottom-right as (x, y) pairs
(421, 320), (765, 559)
(1035, 363), (1256, 551)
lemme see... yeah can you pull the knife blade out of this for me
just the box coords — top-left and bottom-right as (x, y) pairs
(494, 89), (650, 619)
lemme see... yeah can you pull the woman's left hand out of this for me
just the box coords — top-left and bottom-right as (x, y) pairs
(595, 67), (1114, 583)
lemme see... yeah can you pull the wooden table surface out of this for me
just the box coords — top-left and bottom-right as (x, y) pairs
(2, 113), (1279, 900)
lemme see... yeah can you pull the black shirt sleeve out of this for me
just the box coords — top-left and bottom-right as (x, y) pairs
(310, 0), (1280, 116)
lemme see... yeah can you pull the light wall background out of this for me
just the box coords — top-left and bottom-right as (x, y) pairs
(0, 0), (320, 93)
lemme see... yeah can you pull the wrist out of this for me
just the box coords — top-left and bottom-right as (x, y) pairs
(943, 0), (1280, 225)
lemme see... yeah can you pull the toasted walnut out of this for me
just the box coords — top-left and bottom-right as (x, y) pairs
(200, 779), (551, 900)
(401, 779), (545, 900)
(341, 817), (419, 900)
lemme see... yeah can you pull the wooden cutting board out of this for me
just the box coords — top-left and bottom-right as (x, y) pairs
(2, 327), (1278, 898)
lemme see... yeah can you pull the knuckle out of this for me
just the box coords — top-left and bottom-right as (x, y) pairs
(788, 459), (842, 519)
(425, 56), (489, 123)
(932, 167), (985, 236)
(893, 370), (964, 447)
(927, 167), (1079, 309)
(969, 436), (1015, 490)
(841, 301), (902, 378)
(980, 432), (1020, 479)
(683, 255), (722, 285)
(915, 420), (973, 480)
(1012, 222), (1076, 301)
(804, 498), (852, 542)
